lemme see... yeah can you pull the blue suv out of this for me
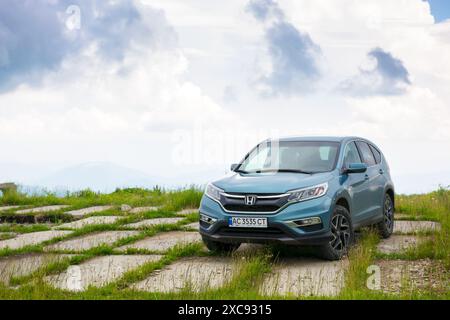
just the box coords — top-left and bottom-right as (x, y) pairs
(199, 137), (395, 260)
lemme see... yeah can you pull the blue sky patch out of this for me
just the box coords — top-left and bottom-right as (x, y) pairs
(427, 0), (450, 23)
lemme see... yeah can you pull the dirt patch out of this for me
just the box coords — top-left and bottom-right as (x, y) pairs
(117, 231), (202, 253)
(45, 231), (139, 252)
(0, 231), (73, 250)
(124, 218), (184, 229)
(377, 235), (427, 254)
(260, 258), (348, 297)
(376, 259), (449, 294)
(394, 221), (441, 234)
(0, 212), (73, 224)
(54, 216), (122, 230)
(132, 257), (233, 293)
(46, 255), (162, 291)
(65, 206), (114, 217)
(235, 243), (266, 254)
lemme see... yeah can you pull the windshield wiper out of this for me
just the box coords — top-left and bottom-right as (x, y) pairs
(276, 169), (314, 174)
(234, 169), (249, 174)
(247, 169), (314, 174)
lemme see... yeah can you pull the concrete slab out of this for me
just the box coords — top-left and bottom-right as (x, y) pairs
(46, 255), (162, 291)
(0, 231), (72, 250)
(0, 206), (21, 212)
(45, 231), (139, 252)
(394, 221), (441, 234)
(124, 218), (184, 229)
(132, 257), (233, 293)
(118, 231), (202, 253)
(65, 206), (114, 217)
(376, 259), (449, 293)
(16, 205), (70, 214)
(129, 207), (161, 214)
(120, 204), (132, 212)
(176, 208), (198, 216)
(0, 254), (73, 284)
(183, 222), (200, 231)
(55, 216), (122, 230)
(377, 235), (427, 254)
(260, 258), (348, 297)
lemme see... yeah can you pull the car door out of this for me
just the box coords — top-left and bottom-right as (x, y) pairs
(341, 141), (370, 225)
(355, 141), (383, 222)
(369, 144), (387, 219)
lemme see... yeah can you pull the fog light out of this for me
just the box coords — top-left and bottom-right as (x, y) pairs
(293, 217), (322, 226)
(200, 214), (217, 225)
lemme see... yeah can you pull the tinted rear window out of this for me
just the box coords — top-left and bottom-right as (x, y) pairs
(369, 145), (382, 164)
(356, 141), (376, 166)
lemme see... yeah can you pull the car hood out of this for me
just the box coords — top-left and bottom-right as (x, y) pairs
(212, 171), (334, 194)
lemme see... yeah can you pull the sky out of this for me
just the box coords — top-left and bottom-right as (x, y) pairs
(428, 0), (450, 22)
(0, 0), (450, 194)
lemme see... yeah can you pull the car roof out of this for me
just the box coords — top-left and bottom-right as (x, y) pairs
(272, 136), (362, 143)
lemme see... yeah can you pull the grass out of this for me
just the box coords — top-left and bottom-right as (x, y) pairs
(0, 233), (15, 241)
(340, 229), (380, 298)
(396, 187), (450, 268)
(0, 186), (449, 299)
(0, 187), (203, 211)
(0, 224), (51, 234)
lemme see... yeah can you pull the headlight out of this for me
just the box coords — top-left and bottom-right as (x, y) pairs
(287, 183), (328, 203)
(205, 183), (223, 201)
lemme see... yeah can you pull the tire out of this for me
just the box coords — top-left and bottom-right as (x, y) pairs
(318, 205), (354, 261)
(202, 237), (241, 253)
(377, 193), (394, 239)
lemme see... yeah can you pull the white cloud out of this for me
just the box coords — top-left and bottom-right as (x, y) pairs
(0, 2), (240, 185)
(1, 0), (449, 193)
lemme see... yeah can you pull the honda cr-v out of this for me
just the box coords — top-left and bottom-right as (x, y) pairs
(199, 136), (395, 260)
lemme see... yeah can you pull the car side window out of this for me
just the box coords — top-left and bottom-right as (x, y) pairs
(369, 145), (381, 164)
(343, 142), (362, 167)
(356, 141), (376, 166)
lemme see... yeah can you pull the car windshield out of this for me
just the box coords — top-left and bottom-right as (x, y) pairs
(237, 141), (340, 174)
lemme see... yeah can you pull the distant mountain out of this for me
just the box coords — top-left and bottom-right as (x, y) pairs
(36, 162), (158, 192)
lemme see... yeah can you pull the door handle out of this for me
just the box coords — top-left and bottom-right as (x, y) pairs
(364, 174), (370, 181)
(379, 169), (384, 174)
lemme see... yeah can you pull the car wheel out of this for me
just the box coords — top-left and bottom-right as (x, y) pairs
(202, 237), (241, 253)
(319, 205), (354, 261)
(377, 193), (394, 239)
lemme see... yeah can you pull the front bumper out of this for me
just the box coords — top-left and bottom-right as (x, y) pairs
(199, 195), (334, 246)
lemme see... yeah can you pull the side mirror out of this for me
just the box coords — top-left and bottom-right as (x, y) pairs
(230, 164), (239, 171)
(344, 163), (367, 174)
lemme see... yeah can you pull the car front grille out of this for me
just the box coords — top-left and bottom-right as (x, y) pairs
(223, 204), (280, 212)
(219, 193), (289, 213)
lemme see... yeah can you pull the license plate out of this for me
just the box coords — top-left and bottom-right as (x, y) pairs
(228, 217), (268, 228)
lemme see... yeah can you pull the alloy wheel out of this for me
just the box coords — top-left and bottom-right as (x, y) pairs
(330, 214), (351, 252)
